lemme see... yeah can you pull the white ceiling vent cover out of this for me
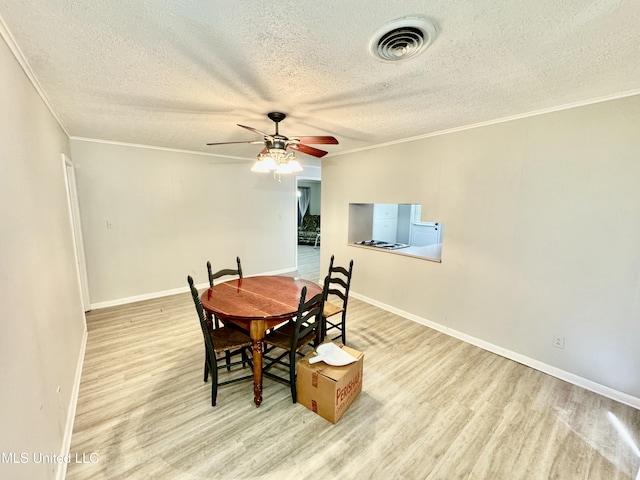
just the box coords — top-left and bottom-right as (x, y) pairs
(369, 16), (436, 62)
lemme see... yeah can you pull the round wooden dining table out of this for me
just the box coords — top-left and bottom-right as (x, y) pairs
(200, 275), (323, 406)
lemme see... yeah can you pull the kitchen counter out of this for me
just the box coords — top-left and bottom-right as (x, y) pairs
(350, 242), (442, 262)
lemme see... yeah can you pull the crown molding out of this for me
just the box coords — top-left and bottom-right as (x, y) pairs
(0, 14), (70, 137)
(335, 89), (640, 157)
(69, 136), (254, 160)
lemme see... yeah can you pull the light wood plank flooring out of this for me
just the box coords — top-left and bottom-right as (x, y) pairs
(67, 256), (640, 479)
(296, 244), (321, 282)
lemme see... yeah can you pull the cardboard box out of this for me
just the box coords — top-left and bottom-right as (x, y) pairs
(296, 344), (364, 423)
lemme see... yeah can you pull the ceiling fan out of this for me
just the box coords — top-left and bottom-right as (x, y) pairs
(206, 112), (338, 158)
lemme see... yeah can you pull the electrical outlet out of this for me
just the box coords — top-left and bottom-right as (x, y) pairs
(553, 335), (565, 349)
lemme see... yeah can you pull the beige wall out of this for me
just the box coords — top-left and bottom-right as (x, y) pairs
(0, 37), (86, 479)
(322, 95), (640, 401)
(70, 140), (299, 305)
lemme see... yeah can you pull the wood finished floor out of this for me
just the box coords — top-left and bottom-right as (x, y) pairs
(296, 244), (322, 283)
(67, 247), (640, 479)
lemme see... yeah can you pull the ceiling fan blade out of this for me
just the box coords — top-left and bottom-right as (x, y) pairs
(237, 124), (270, 137)
(289, 143), (328, 158)
(295, 136), (339, 145)
(206, 140), (264, 146)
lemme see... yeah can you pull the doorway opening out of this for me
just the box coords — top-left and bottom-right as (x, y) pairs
(296, 178), (321, 282)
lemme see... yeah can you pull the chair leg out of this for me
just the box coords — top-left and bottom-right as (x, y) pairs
(321, 316), (327, 343)
(225, 351), (231, 371)
(211, 360), (218, 407)
(242, 348), (253, 368)
(289, 350), (297, 403)
(204, 351), (210, 382)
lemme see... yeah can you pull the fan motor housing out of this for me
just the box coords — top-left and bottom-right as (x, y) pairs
(268, 136), (288, 149)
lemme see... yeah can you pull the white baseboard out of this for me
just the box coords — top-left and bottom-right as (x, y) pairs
(90, 284), (198, 310)
(56, 327), (88, 480)
(351, 291), (640, 410)
(90, 267), (298, 310)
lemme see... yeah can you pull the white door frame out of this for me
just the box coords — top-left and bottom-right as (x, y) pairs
(62, 153), (91, 312)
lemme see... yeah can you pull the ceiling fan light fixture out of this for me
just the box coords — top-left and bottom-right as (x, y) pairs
(251, 153), (275, 172)
(286, 157), (303, 173)
(251, 158), (271, 173)
(252, 149), (302, 175)
(369, 16), (436, 63)
(276, 163), (292, 175)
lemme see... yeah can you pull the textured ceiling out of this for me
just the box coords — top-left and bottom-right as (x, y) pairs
(1, 1), (639, 165)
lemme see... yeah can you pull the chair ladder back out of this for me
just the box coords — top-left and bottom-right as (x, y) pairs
(207, 257), (243, 329)
(207, 256), (243, 287)
(327, 279), (348, 300)
(326, 258), (354, 308)
(323, 256), (354, 344)
(293, 289), (325, 349)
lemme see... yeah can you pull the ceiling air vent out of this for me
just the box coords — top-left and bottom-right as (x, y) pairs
(369, 16), (436, 63)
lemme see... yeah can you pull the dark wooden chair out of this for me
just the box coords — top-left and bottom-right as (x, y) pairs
(262, 286), (326, 403)
(206, 256), (244, 367)
(187, 275), (253, 406)
(322, 255), (354, 345)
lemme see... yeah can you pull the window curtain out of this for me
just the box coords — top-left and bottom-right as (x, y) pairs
(298, 187), (310, 224)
